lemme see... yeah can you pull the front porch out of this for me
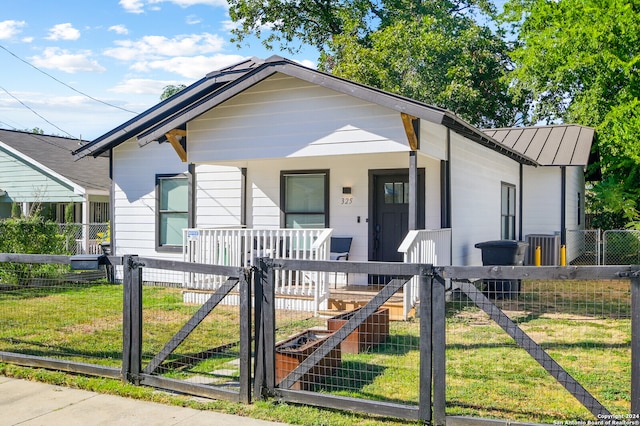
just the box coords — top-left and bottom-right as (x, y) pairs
(182, 227), (451, 319)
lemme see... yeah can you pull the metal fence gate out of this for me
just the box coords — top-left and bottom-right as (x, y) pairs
(567, 229), (640, 266)
(122, 255), (253, 403)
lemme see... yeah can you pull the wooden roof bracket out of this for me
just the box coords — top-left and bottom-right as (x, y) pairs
(165, 129), (187, 162)
(401, 113), (420, 151)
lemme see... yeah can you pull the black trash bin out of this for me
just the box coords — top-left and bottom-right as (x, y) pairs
(474, 240), (529, 299)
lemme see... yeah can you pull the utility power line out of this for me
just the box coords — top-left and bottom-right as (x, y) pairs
(0, 86), (77, 140)
(0, 43), (138, 115)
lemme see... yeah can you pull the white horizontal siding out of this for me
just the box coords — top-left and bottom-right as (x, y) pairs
(195, 164), (243, 228)
(449, 131), (520, 266)
(112, 138), (188, 260)
(187, 74), (409, 161)
(522, 166), (562, 236)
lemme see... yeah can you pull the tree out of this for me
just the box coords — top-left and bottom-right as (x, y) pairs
(228, 0), (526, 127)
(323, 12), (523, 127)
(161, 84), (186, 100)
(502, 0), (640, 227)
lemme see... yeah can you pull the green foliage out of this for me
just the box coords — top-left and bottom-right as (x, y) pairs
(502, 0), (640, 226)
(0, 216), (73, 285)
(160, 84), (186, 100)
(0, 216), (68, 254)
(228, 0), (526, 127)
(603, 231), (640, 264)
(10, 203), (21, 219)
(64, 202), (75, 223)
(96, 222), (110, 244)
(323, 13), (523, 127)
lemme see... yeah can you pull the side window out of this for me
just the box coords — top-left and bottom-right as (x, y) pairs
(501, 182), (516, 240)
(157, 174), (189, 250)
(282, 171), (329, 228)
(577, 192), (582, 226)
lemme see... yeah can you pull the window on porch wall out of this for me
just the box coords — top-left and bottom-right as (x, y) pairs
(501, 182), (516, 240)
(157, 174), (189, 249)
(282, 171), (329, 228)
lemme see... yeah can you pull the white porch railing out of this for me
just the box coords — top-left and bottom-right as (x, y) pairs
(183, 227), (333, 313)
(399, 229), (452, 320)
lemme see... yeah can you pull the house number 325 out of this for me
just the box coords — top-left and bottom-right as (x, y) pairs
(341, 197), (353, 204)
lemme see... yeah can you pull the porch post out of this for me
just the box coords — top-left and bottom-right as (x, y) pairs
(409, 150), (418, 231)
(402, 112), (420, 231)
(82, 194), (90, 254)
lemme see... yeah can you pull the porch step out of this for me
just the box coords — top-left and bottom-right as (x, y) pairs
(325, 299), (411, 321)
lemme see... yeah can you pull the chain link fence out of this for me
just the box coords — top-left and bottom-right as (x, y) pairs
(58, 223), (109, 255)
(567, 229), (640, 266)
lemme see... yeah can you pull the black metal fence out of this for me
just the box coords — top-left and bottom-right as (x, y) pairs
(0, 252), (638, 424)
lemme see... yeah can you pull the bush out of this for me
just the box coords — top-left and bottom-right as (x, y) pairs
(604, 231), (640, 265)
(0, 217), (69, 254)
(0, 217), (72, 285)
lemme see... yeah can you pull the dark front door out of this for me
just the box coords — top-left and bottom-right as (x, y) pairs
(371, 173), (410, 262)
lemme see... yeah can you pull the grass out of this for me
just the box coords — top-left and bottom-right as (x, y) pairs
(0, 278), (633, 424)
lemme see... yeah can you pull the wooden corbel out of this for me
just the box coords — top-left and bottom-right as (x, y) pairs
(165, 129), (187, 162)
(401, 113), (420, 151)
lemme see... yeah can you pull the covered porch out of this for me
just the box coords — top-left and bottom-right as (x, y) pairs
(182, 227), (451, 319)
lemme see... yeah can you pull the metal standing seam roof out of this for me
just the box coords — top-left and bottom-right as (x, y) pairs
(0, 129), (109, 193)
(73, 55), (539, 166)
(482, 125), (595, 167)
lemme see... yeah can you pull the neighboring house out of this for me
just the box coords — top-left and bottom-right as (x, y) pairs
(73, 56), (595, 274)
(0, 129), (110, 252)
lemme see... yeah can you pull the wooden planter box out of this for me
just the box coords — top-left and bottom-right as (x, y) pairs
(275, 330), (341, 391)
(327, 307), (389, 354)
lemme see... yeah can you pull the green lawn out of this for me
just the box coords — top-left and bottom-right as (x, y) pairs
(0, 279), (632, 424)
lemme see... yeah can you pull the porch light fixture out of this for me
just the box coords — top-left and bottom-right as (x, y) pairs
(342, 187), (352, 194)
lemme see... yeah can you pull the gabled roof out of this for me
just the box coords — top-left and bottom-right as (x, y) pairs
(483, 125), (595, 167)
(73, 55), (538, 166)
(0, 129), (109, 193)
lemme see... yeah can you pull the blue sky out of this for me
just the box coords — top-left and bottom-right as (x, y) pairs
(0, 0), (318, 140)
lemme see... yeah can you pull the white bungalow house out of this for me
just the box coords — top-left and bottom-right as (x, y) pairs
(73, 56), (594, 313)
(0, 129), (110, 253)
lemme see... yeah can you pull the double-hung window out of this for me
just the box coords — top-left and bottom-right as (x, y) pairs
(282, 171), (329, 228)
(157, 174), (189, 250)
(501, 182), (516, 240)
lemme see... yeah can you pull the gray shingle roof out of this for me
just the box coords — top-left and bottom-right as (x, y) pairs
(483, 125), (595, 167)
(0, 129), (109, 192)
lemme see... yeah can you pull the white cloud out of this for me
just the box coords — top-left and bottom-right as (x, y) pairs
(46, 23), (81, 41)
(0, 20), (26, 40)
(119, 0), (145, 14)
(131, 54), (246, 78)
(295, 59), (317, 69)
(120, 0), (228, 13)
(30, 47), (106, 73)
(220, 19), (240, 32)
(110, 78), (184, 95)
(22, 36), (34, 43)
(108, 25), (129, 35)
(104, 33), (225, 61)
(186, 15), (202, 25)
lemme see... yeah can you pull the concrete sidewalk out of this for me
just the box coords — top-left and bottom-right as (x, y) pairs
(0, 376), (288, 426)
